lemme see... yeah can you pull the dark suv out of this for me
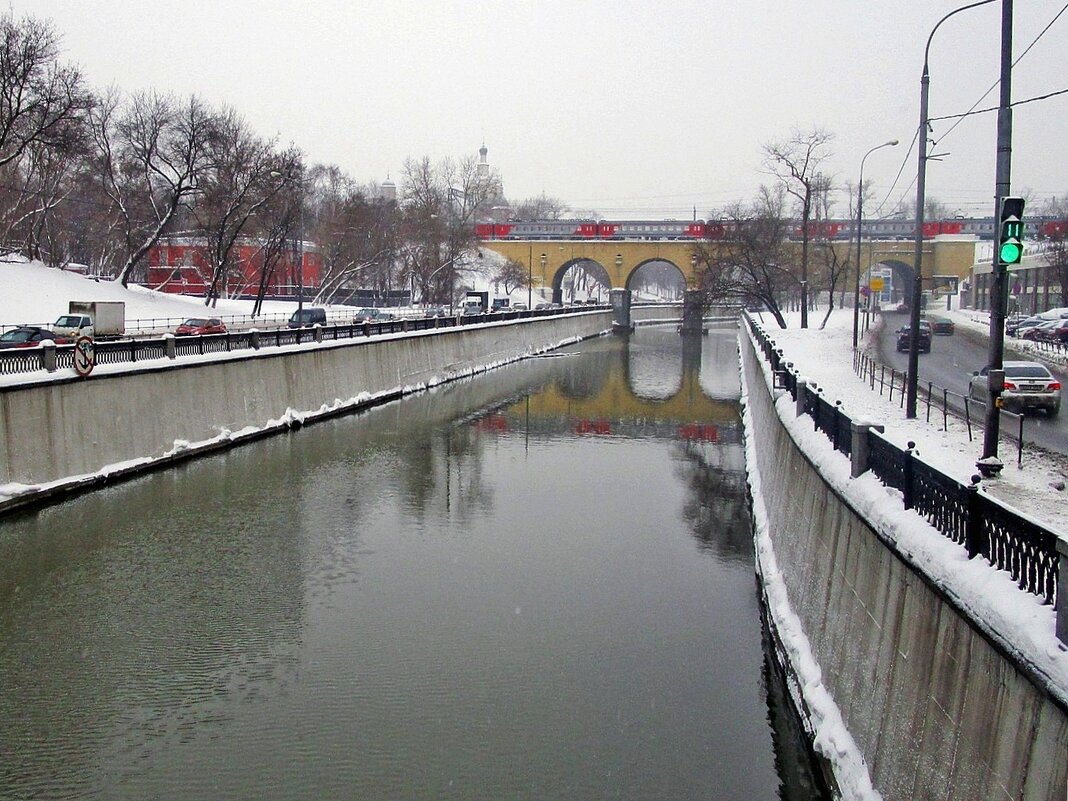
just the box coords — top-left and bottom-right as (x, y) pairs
(896, 321), (932, 353)
(287, 307), (327, 328)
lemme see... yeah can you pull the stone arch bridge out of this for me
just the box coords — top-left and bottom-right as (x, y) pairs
(479, 238), (978, 303)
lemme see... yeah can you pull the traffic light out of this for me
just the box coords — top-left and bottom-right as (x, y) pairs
(998, 196), (1025, 266)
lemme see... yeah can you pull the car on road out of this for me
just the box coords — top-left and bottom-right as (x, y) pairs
(175, 317), (226, 336)
(288, 307), (328, 328)
(1036, 319), (1068, 343)
(423, 307), (447, 318)
(968, 361), (1061, 416)
(352, 308), (394, 324)
(0, 326), (58, 348)
(1019, 319), (1059, 341)
(895, 320), (932, 353)
(927, 316), (955, 335)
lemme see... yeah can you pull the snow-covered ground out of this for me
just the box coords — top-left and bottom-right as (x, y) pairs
(750, 306), (1068, 532)
(0, 257), (310, 332)
(0, 255), (571, 335)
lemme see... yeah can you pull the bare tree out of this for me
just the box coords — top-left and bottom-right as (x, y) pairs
(194, 108), (296, 305)
(90, 90), (216, 286)
(0, 13), (93, 259)
(696, 186), (794, 328)
(310, 178), (397, 304)
(511, 193), (569, 220)
(762, 126), (835, 328)
(0, 13), (91, 171)
(495, 258), (528, 294)
(811, 176), (850, 329)
(401, 154), (499, 306)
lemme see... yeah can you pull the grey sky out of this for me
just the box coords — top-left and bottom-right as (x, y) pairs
(17, 0), (1068, 218)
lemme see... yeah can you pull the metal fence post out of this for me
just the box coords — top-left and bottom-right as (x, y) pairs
(850, 422), (871, 478)
(965, 475), (983, 559)
(1056, 538), (1068, 644)
(795, 379), (808, 419)
(903, 441), (916, 510)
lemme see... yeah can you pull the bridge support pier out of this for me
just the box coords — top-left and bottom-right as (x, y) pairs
(610, 288), (632, 333)
(680, 290), (704, 335)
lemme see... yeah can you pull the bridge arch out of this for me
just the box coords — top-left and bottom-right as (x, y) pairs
(625, 258), (687, 301)
(867, 259), (915, 308)
(551, 258), (612, 305)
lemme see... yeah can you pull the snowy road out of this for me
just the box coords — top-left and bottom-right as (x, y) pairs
(876, 313), (1068, 455)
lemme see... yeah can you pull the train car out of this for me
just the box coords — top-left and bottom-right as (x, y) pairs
(471, 216), (1068, 243)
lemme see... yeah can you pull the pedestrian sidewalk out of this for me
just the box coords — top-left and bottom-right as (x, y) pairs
(750, 307), (1068, 535)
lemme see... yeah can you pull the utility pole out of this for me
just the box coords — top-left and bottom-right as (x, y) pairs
(980, 0), (1015, 472)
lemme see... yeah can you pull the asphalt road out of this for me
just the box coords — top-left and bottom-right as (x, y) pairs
(876, 311), (1068, 455)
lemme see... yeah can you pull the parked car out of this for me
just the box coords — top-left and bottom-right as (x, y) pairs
(288, 307), (327, 328)
(1042, 319), (1068, 343)
(511, 303), (528, 311)
(0, 326), (57, 348)
(1019, 319), (1059, 341)
(968, 361), (1061, 415)
(423, 307), (447, 318)
(927, 316), (955, 335)
(1007, 315), (1042, 336)
(895, 321), (932, 353)
(175, 317), (226, 336)
(352, 308), (394, 324)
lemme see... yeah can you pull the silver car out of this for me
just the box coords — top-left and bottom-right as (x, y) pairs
(968, 361), (1061, 415)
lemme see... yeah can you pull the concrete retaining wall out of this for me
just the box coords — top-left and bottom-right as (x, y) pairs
(740, 332), (1068, 801)
(0, 313), (610, 503)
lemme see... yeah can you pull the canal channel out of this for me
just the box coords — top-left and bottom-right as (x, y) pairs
(0, 326), (827, 800)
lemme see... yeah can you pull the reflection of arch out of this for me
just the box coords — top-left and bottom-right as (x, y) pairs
(624, 258), (686, 296)
(625, 327), (684, 400)
(553, 341), (612, 400)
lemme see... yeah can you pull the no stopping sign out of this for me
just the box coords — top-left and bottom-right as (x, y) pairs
(73, 336), (95, 377)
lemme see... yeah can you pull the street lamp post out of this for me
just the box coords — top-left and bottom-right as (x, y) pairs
(906, 0), (996, 418)
(853, 139), (899, 350)
(528, 244), (532, 310)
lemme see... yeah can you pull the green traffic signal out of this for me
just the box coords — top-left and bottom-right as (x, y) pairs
(999, 239), (1022, 264)
(997, 197), (1025, 267)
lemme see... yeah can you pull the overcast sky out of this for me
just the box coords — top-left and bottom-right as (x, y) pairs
(17, 0), (1068, 219)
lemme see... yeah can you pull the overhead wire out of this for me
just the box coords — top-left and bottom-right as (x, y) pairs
(875, 1), (1067, 217)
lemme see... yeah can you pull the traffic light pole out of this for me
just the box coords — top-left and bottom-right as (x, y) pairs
(981, 0), (1014, 466)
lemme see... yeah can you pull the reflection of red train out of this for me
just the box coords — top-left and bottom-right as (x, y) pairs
(476, 217), (1068, 242)
(144, 237), (321, 297)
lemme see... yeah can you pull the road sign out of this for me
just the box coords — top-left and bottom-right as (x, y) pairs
(869, 277), (885, 292)
(73, 336), (95, 377)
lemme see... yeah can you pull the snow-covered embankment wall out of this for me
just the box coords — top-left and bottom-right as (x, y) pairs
(739, 330), (1067, 801)
(0, 312), (611, 509)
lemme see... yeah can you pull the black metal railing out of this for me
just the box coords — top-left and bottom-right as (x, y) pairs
(0, 305), (609, 377)
(749, 314), (1061, 611)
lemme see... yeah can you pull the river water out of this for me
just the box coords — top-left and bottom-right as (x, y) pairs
(0, 327), (826, 800)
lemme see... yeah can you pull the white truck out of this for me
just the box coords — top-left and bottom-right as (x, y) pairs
(53, 301), (126, 340)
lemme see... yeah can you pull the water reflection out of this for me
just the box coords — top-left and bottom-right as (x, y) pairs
(0, 328), (824, 801)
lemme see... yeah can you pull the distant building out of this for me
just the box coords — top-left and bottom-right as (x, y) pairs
(144, 236), (322, 299)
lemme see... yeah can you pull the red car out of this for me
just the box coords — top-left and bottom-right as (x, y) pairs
(175, 317), (227, 336)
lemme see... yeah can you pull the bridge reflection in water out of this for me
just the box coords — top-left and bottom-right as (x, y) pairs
(466, 328), (752, 565)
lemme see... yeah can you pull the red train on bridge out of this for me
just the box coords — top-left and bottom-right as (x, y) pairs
(475, 217), (1068, 242)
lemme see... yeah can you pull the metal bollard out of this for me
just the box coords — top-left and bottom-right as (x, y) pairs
(41, 340), (57, 372)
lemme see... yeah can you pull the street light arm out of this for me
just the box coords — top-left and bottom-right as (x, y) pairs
(924, 0), (997, 72)
(853, 139), (899, 349)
